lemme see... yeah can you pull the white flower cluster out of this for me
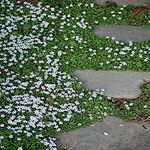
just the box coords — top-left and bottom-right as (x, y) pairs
(102, 5), (126, 21)
(88, 40), (150, 69)
(0, 1), (104, 149)
(2, 0), (148, 149)
(77, 18), (89, 29)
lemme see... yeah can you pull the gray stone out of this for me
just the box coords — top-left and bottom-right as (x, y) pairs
(95, 0), (150, 5)
(74, 70), (150, 98)
(95, 25), (150, 43)
(57, 117), (150, 150)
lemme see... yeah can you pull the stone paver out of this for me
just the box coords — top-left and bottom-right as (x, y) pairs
(74, 70), (150, 98)
(95, 0), (150, 5)
(57, 116), (150, 150)
(95, 25), (150, 43)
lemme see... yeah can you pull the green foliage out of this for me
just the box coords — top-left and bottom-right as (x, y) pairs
(0, 0), (150, 149)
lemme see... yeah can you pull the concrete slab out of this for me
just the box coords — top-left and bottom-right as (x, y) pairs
(74, 70), (150, 98)
(95, 0), (150, 5)
(57, 117), (150, 150)
(95, 25), (150, 43)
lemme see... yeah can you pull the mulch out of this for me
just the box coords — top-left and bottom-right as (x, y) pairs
(132, 3), (150, 15)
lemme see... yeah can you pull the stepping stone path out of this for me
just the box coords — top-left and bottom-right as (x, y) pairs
(74, 70), (150, 98)
(57, 117), (150, 150)
(95, 0), (150, 5)
(95, 25), (150, 43)
(57, 1), (150, 150)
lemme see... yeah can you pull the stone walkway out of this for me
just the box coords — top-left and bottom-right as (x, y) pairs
(95, 0), (150, 5)
(57, 1), (150, 150)
(74, 70), (150, 98)
(95, 25), (150, 43)
(57, 117), (150, 150)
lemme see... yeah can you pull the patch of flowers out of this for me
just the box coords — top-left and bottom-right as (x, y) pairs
(88, 40), (150, 70)
(0, 0), (150, 149)
(0, 1), (106, 149)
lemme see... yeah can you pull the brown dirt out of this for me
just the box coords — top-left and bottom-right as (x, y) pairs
(132, 4), (150, 15)
(134, 115), (150, 123)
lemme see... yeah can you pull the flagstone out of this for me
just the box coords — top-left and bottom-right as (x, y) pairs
(57, 116), (150, 150)
(74, 70), (150, 98)
(95, 0), (150, 5)
(95, 25), (150, 43)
